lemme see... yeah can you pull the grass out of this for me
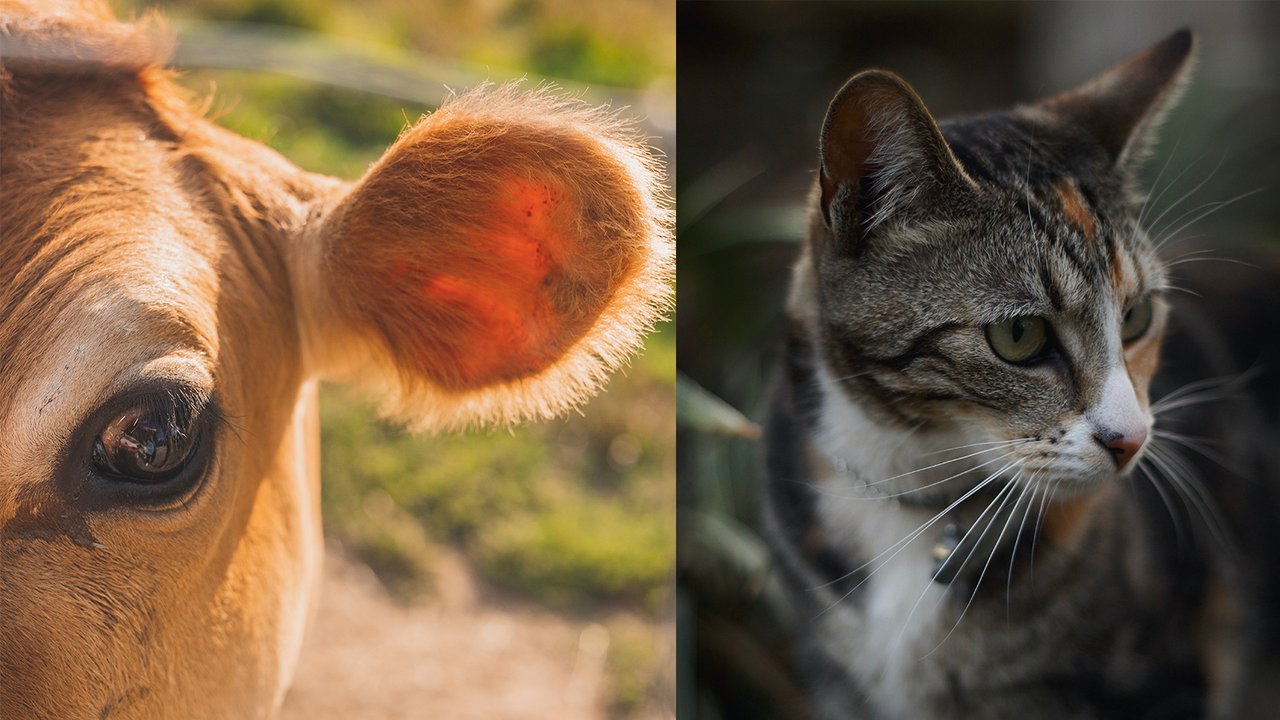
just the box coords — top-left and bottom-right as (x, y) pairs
(320, 326), (675, 612)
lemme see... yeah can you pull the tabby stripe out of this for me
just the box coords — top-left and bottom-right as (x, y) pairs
(844, 322), (964, 371)
(854, 369), (1006, 421)
(925, 369), (1013, 413)
(847, 373), (924, 428)
(1023, 198), (1093, 279)
(1055, 231), (1097, 282)
(1099, 217), (1118, 269)
(948, 143), (998, 184)
(1040, 262), (1066, 311)
(1053, 350), (1084, 409)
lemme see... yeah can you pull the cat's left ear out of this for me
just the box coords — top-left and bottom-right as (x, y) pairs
(818, 71), (976, 249)
(1038, 28), (1195, 172)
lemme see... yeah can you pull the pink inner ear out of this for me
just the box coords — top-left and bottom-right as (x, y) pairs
(381, 175), (593, 389)
(510, 176), (559, 222)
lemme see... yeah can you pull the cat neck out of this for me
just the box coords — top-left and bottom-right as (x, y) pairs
(798, 335), (1114, 591)
(810, 358), (1001, 507)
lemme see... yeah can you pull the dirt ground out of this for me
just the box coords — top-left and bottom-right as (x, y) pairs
(281, 548), (671, 720)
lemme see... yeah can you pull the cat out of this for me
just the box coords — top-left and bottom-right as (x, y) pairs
(761, 28), (1280, 720)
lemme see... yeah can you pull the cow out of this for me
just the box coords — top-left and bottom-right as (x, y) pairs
(0, 1), (673, 717)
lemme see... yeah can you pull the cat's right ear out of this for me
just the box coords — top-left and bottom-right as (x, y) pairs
(818, 71), (974, 251)
(1038, 29), (1194, 173)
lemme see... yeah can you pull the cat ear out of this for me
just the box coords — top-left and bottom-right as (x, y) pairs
(295, 85), (672, 430)
(1038, 28), (1194, 172)
(819, 70), (975, 248)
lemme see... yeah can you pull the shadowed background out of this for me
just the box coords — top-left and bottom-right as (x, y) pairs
(676, 2), (1280, 718)
(115, 0), (674, 717)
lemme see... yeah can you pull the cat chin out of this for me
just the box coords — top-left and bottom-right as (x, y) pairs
(1023, 468), (1129, 499)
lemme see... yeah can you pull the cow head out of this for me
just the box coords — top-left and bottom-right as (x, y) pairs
(0, 2), (672, 716)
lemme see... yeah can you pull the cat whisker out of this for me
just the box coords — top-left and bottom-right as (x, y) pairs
(1162, 247), (1220, 264)
(1134, 457), (1190, 554)
(890, 422), (928, 456)
(1152, 197), (1233, 249)
(922, 437), (1036, 456)
(1151, 428), (1236, 472)
(1163, 254), (1261, 271)
(1028, 478), (1060, 579)
(810, 459), (1019, 608)
(1141, 153), (1224, 244)
(1149, 369), (1254, 412)
(818, 462), (1018, 598)
(1153, 444), (1233, 546)
(925, 475), (1034, 658)
(865, 453), (1017, 500)
(1151, 392), (1236, 414)
(861, 440), (1032, 488)
(1151, 187), (1265, 250)
(1152, 428), (1227, 447)
(831, 370), (874, 383)
(1006, 472), (1043, 620)
(926, 477), (1024, 612)
(1161, 283), (1203, 298)
(894, 471), (1022, 647)
(1133, 136), (1190, 232)
(1144, 443), (1236, 555)
(790, 446), (1019, 502)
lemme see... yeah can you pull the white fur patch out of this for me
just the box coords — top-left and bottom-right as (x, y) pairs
(1088, 366), (1149, 443)
(807, 362), (983, 714)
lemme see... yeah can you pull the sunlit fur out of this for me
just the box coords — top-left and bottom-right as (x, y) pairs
(759, 30), (1279, 719)
(302, 83), (674, 430)
(0, 2), (672, 717)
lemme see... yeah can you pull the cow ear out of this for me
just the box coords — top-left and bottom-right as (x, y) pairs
(294, 85), (672, 429)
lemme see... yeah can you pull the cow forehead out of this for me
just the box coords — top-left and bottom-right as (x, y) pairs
(0, 214), (222, 507)
(0, 61), (316, 503)
(0, 101), (227, 499)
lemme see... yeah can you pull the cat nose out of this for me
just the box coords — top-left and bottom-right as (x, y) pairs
(1093, 427), (1147, 471)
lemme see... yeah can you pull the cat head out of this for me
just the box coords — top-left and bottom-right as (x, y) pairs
(796, 30), (1194, 495)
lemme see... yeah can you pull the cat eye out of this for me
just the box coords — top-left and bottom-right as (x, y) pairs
(985, 315), (1050, 364)
(1120, 296), (1154, 343)
(90, 394), (208, 486)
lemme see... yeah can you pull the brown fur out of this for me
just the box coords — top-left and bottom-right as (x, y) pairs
(1040, 484), (1115, 549)
(0, 2), (672, 717)
(311, 84), (673, 429)
(1126, 321), (1164, 409)
(1055, 178), (1096, 241)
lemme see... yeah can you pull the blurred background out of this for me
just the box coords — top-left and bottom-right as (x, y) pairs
(116, 0), (674, 718)
(676, 2), (1280, 719)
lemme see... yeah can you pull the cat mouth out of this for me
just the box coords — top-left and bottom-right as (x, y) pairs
(1014, 465), (1130, 499)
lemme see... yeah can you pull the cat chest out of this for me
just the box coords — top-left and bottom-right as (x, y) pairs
(815, 495), (964, 714)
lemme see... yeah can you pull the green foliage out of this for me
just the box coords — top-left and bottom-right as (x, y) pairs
(526, 22), (656, 88)
(319, 325), (675, 610)
(187, 69), (427, 177)
(478, 499), (673, 610)
(605, 615), (673, 716)
(123, 0), (673, 88)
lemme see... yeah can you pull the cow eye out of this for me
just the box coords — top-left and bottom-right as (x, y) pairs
(91, 396), (206, 484)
